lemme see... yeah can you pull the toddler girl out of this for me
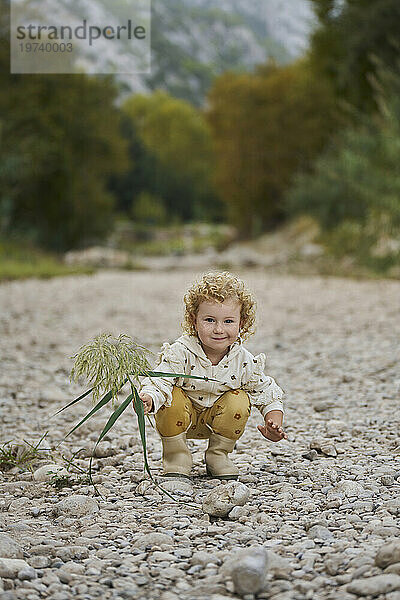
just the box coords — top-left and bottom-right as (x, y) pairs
(139, 271), (287, 479)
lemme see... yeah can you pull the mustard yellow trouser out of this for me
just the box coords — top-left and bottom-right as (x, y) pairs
(155, 385), (251, 441)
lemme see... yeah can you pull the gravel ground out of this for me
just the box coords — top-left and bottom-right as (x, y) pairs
(0, 269), (399, 600)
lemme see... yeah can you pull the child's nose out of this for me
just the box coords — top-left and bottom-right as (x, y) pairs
(214, 322), (224, 332)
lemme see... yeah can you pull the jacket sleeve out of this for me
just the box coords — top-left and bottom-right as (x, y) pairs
(139, 342), (186, 413)
(241, 352), (285, 421)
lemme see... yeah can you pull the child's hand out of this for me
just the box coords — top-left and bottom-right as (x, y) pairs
(137, 392), (154, 415)
(258, 419), (288, 442)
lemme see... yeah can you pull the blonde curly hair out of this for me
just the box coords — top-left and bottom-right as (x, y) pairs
(182, 271), (256, 341)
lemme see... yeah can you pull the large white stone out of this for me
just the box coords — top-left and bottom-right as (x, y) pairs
(347, 575), (400, 596)
(0, 534), (23, 559)
(225, 546), (269, 596)
(54, 495), (99, 517)
(333, 480), (365, 497)
(202, 482), (250, 517)
(0, 558), (32, 578)
(33, 464), (68, 482)
(376, 542), (400, 569)
(133, 533), (174, 550)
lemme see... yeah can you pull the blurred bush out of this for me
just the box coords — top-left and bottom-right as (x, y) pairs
(310, 0), (400, 114)
(0, 2), (129, 251)
(286, 61), (400, 273)
(131, 192), (167, 227)
(0, 236), (94, 281)
(116, 91), (223, 224)
(206, 59), (339, 238)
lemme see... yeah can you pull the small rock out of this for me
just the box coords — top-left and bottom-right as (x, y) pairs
(308, 525), (333, 541)
(375, 542), (400, 569)
(334, 480), (365, 497)
(17, 567), (36, 581)
(0, 535), (23, 559)
(382, 499), (400, 516)
(93, 442), (116, 458)
(54, 495), (99, 517)
(347, 574), (400, 596)
(133, 533), (174, 550)
(302, 449), (318, 461)
(325, 420), (348, 436)
(325, 554), (345, 575)
(55, 546), (89, 562)
(381, 475), (394, 486)
(202, 482), (250, 517)
(227, 546), (269, 596)
(385, 564), (400, 576)
(28, 556), (50, 569)
(33, 464), (68, 482)
(0, 559), (32, 578)
(229, 506), (249, 520)
(320, 443), (337, 457)
(190, 552), (219, 567)
(158, 478), (193, 495)
(312, 400), (336, 412)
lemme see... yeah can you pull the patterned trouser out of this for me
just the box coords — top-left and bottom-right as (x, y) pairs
(155, 385), (251, 441)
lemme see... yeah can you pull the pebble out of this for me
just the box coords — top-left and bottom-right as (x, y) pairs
(133, 533), (174, 550)
(0, 559), (33, 578)
(347, 574), (400, 595)
(53, 495), (99, 516)
(375, 542), (400, 569)
(226, 546), (269, 596)
(307, 525), (333, 541)
(0, 535), (23, 559)
(33, 464), (68, 482)
(158, 477), (194, 495)
(334, 480), (365, 497)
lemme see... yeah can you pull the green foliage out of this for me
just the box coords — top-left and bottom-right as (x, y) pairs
(70, 333), (151, 405)
(120, 91), (222, 222)
(131, 192), (167, 226)
(207, 59), (339, 237)
(0, 1), (129, 251)
(0, 236), (94, 281)
(0, 433), (49, 472)
(309, 0), (400, 114)
(286, 63), (400, 273)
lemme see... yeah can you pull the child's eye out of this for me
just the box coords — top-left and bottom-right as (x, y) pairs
(205, 318), (214, 322)
(225, 319), (234, 323)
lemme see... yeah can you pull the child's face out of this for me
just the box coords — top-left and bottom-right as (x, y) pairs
(194, 298), (242, 359)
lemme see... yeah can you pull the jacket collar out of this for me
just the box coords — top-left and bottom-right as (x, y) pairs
(176, 333), (242, 364)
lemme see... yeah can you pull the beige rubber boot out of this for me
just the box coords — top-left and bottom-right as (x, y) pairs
(205, 433), (239, 480)
(161, 432), (192, 478)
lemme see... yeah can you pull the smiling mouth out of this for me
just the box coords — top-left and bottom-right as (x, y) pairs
(212, 337), (227, 340)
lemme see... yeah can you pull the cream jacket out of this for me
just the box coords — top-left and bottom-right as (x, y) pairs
(140, 334), (285, 420)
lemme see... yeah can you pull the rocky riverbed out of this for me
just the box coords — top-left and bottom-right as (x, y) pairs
(0, 270), (399, 600)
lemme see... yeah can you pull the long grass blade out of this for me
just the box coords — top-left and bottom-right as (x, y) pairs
(142, 371), (218, 382)
(88, 392), (134, 488)
(51, 386), (95, 417)
(52, 377), (130, 418)
(63, 390), (113, 439)
(133, 387), (152, 478)
(132, 387), (180, 502)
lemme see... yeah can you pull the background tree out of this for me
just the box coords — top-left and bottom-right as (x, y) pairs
(286, 60), (400, 269)
(309, 0), (400, 114)
(121, 91), (221, 222)
(206, 60), (338, 237)
(0, 0), (129, 250)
